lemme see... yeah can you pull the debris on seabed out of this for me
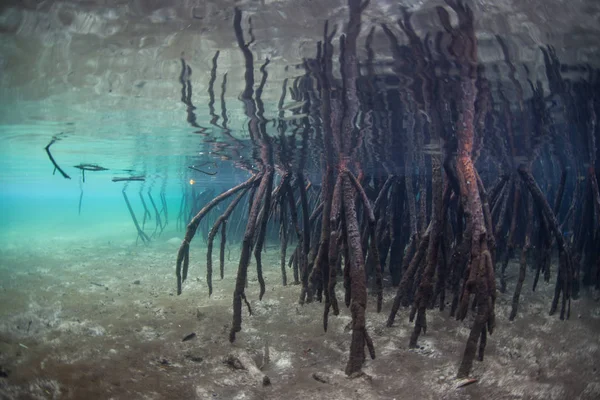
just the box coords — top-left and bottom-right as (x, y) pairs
(455, 378), (478, 388)
(312, 372), (329, 384)
(182, 332), (196, 342)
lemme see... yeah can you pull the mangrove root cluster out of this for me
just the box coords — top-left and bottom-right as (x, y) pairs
(174, 0), (600, 380)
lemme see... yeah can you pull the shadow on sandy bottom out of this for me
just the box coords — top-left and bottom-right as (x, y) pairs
(0, 237), (599, 399)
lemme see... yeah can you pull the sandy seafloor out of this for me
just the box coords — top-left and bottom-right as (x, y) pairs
(0, 230), (599, 400)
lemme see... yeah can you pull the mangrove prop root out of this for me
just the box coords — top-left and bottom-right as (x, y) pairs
(438, 0), (496, 379)
(283, 178), (303, 289)
(342, 173), (373, 376)
(176, 174), (259, 295)
(457, 243), (494, 378)
(313, 19), (338, 315)
(292, 247), (300, 284)
(387, 225), (431, 327)
(510, 193), (533, 321)
(346, 170), (382, 312)
(532, 210), (552, 291)
(220, 221), (226, 280)
(279, 193), (289, 286)
(324, 173), (344, 330)
(298, 172), (312, 303)
(139, 191), (151, 230)
(160, 191), (168, 226)
(432, 184), (452, 311)
(387, 179), (406, 287)
(518, 165), (572, 319)
(148, 191), (164, 237)
(500, 176), (521, 293)
(207, 188), (249, 296)
(409, 156), (443, 348)
(253, 169), (274, 301)
(230, 168), (272, 343)
(324, 229), (341, 332)
(343, 231), (352, 308)
(122, 190), (150, 245)
(476, 171), (496, 258)
(449, 211), (473, 318)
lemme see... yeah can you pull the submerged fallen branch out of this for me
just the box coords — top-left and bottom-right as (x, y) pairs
(188, 162), (218, 176)
(112, 176), (146, 182)
(73, 164), (108, 183)
(73, 163), (108, 171)
(74, 163), (109, 183)
(224, 350), (271, 386)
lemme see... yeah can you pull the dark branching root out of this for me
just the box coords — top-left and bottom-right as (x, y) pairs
(170, 0), (598, 382)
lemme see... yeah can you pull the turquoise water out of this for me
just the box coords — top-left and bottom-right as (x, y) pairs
(0, 147), (179, 247)
(0, 102), (236, 248)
